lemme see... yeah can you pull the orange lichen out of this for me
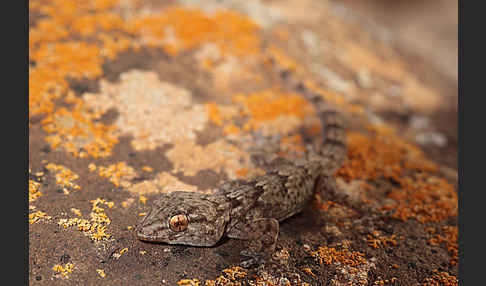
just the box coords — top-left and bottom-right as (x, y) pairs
(373, 278), (398, 285)
(185, 265), (312, 285)
(383, 175), (458, 223)
(317, 200), (338, 212)
(28, 0), (127, 155)
(223, 124), (241, 135)
(206, 103), (242, 136)
(222, 266), (247, 280)
(131, 7), (260, 57)
(366, 230), (398, 249)
(42, 97), (119, 158)
(29, 1), (263, 120)
(202, 266), (247, 286)
(336, 125), (456, 223)
(421, 270), (458, 286)
(235, 168), (249, 178)
(29, 41), (105, 119)
(337, 125), (436, 182)
(206, 103), (224, 126)
(31, 42), (103, 79)
(233, 89), (314, 132)
(310, 245), (367, 267)
(29, 0), (137, 121)
(302, 267), (316, 277)
(427, 226), (458, 266)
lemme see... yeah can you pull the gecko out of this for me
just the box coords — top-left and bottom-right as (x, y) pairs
(136, 57), (348, 267)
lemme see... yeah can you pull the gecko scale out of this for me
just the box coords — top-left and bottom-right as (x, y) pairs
(136, 58), (348, 266)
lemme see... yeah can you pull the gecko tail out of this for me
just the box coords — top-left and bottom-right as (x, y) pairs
(319, 109), (347, 170)
(268, 55), (348, 174)
(279, 68), (348, 171)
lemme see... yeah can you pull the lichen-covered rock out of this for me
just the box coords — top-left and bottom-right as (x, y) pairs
(29, 0), (457, 285)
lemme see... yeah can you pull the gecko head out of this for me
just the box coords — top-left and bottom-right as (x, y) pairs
(136, 191), (229, 247)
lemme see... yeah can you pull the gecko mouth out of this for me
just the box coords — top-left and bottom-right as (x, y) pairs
(136, 228), (159, 242)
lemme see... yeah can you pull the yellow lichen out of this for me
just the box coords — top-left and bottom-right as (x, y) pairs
(29, 211), (52, 224)
(70, 208), (82, 217)
(29, 179), (42, 203)
(178, 279), (201, 286)
(96, 269), (106, 278)
(97, 162), (138, 188)
(141, 166), (153, 173)
(58, 198), (114, 241)
(45, 163), (81, 193)
(52, 262), (74, 278)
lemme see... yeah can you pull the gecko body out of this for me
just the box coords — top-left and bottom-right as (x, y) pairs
(137, 61), (347, 265)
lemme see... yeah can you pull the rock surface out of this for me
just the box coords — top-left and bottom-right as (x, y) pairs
(29, 0), (458, 285)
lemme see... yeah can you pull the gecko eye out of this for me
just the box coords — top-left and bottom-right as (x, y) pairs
(169, 214), (188, 232)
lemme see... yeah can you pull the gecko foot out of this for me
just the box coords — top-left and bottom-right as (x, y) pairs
(315, 175), (339, 203)
(239, 218), (279, 267)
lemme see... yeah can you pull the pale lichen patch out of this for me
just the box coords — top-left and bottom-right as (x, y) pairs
(83, 70), (208, 151)
(128, 172), (201, 195)
(166, 139), (257, 180)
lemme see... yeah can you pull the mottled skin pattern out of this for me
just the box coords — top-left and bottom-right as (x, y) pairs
(137, 58), (348, 266)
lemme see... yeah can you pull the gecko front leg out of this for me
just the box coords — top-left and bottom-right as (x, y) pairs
(227, 217), (279, 267)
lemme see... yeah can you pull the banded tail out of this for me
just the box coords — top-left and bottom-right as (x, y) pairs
(269, 56), (348, 175)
